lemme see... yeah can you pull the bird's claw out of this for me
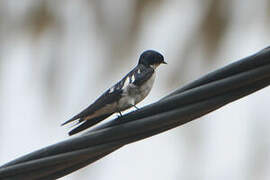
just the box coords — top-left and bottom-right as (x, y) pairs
(134, 105), (140, 110)
(117, 111), (123, 120)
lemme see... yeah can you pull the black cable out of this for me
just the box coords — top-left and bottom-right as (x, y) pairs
(0, 47), (270, 179)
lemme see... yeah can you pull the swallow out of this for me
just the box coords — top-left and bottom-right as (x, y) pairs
(62, 50), (167, 135)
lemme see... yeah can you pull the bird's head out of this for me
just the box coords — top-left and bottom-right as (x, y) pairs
(138, 50), (167, 69)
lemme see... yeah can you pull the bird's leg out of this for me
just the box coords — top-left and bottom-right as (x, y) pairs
(119, 111), (123, 116)
(133, 105), (140, 110)
(117, 111), (123, 118)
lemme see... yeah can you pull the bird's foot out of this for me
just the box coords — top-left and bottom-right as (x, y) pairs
(117, 111), (123, 119)
(133, 105), (140, 110)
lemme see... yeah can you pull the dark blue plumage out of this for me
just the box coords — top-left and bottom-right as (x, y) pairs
(62, 50), (166, 135)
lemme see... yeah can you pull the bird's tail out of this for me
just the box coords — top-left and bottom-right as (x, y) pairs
(61, 114), (81, 126)
(68, 113), (113, 136)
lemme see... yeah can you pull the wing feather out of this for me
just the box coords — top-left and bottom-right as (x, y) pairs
(62, 65), (154, 127)
(61, 89), (122, 126)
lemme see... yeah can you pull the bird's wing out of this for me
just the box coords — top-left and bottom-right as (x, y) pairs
(61, 88), (123, 126)
(62, 65), (153, 126)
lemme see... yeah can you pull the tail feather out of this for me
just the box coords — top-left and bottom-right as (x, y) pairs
(61, 116), (78, 126)
(68, 113), (113, 136)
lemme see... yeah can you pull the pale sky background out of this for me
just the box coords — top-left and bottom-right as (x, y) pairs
(0, 0), (270, 180)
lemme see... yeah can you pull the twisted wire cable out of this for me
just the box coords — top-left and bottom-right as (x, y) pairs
(0, 47), (270, 180)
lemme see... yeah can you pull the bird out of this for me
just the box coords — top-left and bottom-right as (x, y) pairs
(62, 50), (167, 135)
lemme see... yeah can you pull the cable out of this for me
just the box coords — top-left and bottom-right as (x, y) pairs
(0, 47), (270, 179)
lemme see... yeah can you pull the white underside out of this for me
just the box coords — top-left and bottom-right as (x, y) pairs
(117, 71), (156, 111)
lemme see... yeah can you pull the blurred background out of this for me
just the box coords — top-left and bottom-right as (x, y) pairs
(0, 0), (270, 179)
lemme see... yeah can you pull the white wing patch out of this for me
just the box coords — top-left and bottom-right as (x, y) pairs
(109, 87), (114, 93)
(131, 74), (135, 83)
(108, 67), (143, 95)
(123, 77), (130, 89)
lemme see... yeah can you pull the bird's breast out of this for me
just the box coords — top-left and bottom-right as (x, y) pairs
(117, 72), (156, 111)
(135, 72), (156, 103)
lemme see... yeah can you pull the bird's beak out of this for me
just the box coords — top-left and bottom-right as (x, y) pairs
(162, 61), (168, 64)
